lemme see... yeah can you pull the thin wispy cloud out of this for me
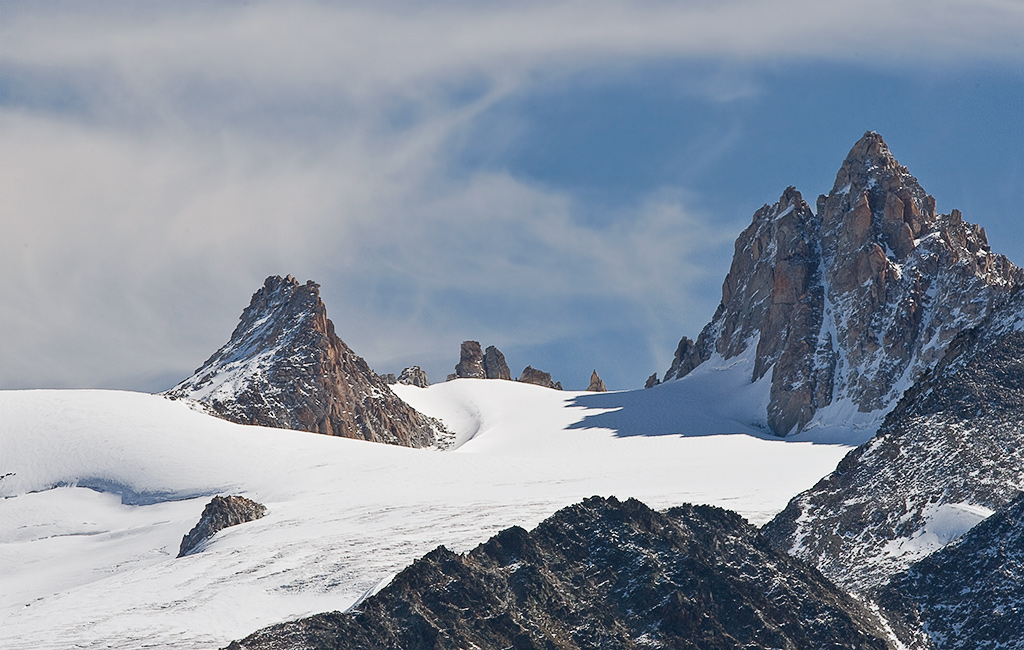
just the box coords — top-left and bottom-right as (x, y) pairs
(1, 0), (1021, 390)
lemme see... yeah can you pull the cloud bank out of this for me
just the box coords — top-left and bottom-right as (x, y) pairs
(2, 0), (1021, 390)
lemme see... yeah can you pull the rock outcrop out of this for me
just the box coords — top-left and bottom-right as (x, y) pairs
(165, 275), (451, 448)
(763, 288), (1024, 594)
(586, 370), (606, 392)
(483, 345), (511, 380)
(226, 497), (895, 650)
(454, 341), (485, 378)
(448, 341), (571, 387)
(644, 372), (660, 388)
(451, 341), (512, 380)
(665, 132), (1021, 436)
(519, 365), (562, 390)
(396, 366), (429, 388)
(178, 495), (266, 557)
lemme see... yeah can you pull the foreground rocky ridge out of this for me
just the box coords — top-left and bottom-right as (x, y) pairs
(165, 275), (451, 448)
(667, 132), (1021, 436)
(227, 496), (895, 650)
(763, 287), (1024, 594)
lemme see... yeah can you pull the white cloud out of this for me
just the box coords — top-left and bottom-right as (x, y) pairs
(1, 0), (1020, 389)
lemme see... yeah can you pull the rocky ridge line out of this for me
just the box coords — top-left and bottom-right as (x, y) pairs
(226, 496), (896, 650)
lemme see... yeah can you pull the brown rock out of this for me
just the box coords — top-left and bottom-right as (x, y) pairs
(483, 345), (511, 380)
(519, 366), (562, 390)
(842, 191), (873, 252)
(586, 370), (607, 392)
(644, 373), (661, 389)
(455, 341), (485, 378)
(178, 495), (266, 557)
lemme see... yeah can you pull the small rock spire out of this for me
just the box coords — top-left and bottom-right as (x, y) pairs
(587, 370), (607, 392)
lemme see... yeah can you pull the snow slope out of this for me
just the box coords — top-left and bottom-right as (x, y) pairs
(2, 379), (858, 650)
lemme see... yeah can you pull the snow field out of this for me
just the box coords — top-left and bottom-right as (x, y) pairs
(2, 379), (857, 649)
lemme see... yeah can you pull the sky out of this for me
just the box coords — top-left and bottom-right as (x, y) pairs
(1, 0), (1022, 392)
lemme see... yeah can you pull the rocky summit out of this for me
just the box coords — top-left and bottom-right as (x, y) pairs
(666, 132), (1021, 436)
(763, 287), (1024, 594)
(165, 275), (451, 448)
(226, 497), (895, 650)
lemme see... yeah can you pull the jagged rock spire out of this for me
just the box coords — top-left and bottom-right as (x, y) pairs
(483, 345), (511, 380)
(165, 275), (451, 448)
(586, 370), (607, 392)
(666, 132), (1021, 436)
(455, 341), (486, 378)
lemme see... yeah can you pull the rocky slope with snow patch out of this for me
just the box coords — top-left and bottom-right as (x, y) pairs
(165, 275), (451, 447)
(666, 132), (1021, 436)
(878, 493), (1024, 650)
(763, 287), (1024, 594)
(227, 496), (896, 650)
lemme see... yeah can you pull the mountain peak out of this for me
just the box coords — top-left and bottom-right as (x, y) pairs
(834, 131), (910, 189)
(165, 275), (452, 448)
(844, 131), (895, 168)
(666, 133), (1021, 437)
(819, 131), (936, 266)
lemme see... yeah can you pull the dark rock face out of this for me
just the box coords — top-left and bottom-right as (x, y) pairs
(586, 370), (606, 392)
(226, 497), (895, 650)
(666, 132), (1021, 436)
(452, 342), (511, 380)
(454, 341), (485, 378)
(178, 495), (266, 557)
(878, 494), (1024, 650)
(396, 366), (429, 388)
(483, 345), (511, 380)
(763, 288), (1024, 594)
(644, 372), (660, 389)
(519, 366), (562, 390)
(165, 276), (451, 448)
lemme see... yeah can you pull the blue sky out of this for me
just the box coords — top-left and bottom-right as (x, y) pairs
(1, 1), (1022, 392)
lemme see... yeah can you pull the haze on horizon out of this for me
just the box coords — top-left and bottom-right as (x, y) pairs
(1, 0), (1022, 392)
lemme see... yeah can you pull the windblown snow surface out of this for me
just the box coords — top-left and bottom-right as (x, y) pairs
(2, 357), (867, 650)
